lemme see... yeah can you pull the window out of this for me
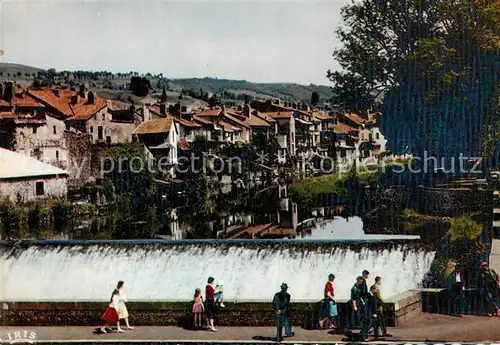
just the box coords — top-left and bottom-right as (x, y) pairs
(98, 126), (103, 140)
(90, 126), (94, 133)
(106, 136), (111, 145)
(376, 133), (380, 140)
(369, 133), (373, 142)
(32, 127), (37, 134)
(56, 151), (59, 160)
(53, 126), (56, 135)
(102, 114), (105, 121)
(35, 181), (44, 196)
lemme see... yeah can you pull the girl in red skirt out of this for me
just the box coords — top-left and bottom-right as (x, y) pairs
(100, 289), (124, 333)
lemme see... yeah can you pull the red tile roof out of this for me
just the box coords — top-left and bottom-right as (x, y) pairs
(332, 123), (358, 134)
(14, 93), (45, 108)
(195, 108), (221, 116)
(223, 113), (249, 128)
(344, 113), (365, 124)
(0, 112), (16, 119)
(219, 121), (241, 132)
(28, 88), (108, 120)
(0, 100), (11, 107)
(178, 138), (192, 150)
(172, 116), (202, 128)
(313, 112), (333, 120)
(193, 115), (214, 126)
(28, 89), (74, 116)
(148, 105), (167, 117)
(264, 111), (294, 119)
(245, 114), (270, 127)
(68, 97), (108, 120)
(133, 118), (173, 135)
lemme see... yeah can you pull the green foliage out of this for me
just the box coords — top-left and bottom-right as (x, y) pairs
(289, 174), (348, 206)
(129, 76), (151, 97)
(449, 215), (483, 243)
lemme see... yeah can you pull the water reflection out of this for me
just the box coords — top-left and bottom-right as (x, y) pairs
(299, 216), (420, 240)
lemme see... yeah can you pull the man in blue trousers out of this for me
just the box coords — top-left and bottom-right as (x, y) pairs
(273, 283), (294, 342)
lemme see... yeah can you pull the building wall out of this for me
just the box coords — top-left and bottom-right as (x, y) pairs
(0, 176), (68, 203)
(64, 131), (92, 188)
(14, 115), (68, 168)
(85, 108), (134, 145)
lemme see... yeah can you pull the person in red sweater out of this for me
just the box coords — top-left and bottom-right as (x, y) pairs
(319, 273), (337, 329)
(205, 277), (217, 331)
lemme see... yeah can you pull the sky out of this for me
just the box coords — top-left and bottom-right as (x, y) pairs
(0, 0), (348, 85)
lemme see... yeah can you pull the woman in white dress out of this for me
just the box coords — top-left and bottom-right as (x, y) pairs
(116, 281), (134, 330)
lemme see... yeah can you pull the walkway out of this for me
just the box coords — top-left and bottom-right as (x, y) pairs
(1, 314), (499, 343)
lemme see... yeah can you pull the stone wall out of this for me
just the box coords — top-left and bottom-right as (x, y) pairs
(64, 131), (92, 188)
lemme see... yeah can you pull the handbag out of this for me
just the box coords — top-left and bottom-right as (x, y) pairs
(329, 300), (338, 316)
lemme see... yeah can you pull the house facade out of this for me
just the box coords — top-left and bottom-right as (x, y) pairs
(0, 147), (68, 202)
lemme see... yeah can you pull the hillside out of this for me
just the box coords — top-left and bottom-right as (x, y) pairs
(169, 77), (332, 103)
(0, 63), (332, 105)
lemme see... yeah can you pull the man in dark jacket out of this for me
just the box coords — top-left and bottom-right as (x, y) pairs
(360, 286), (382, 341)
(480, 262), (500, 317)
(344, 276), (364, 332)
(273, 283), (294, 341)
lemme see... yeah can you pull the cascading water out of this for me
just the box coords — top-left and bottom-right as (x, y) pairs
(0, 240), (435, 301)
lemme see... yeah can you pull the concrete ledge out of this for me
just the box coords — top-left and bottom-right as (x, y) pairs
(385, 290), (421, 326)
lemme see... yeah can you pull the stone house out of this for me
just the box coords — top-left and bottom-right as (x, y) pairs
(0, 89), (69, 169)
(132, 118), (178, 178)
(0, 147), (68, 202)
(29, 87), (135, 145)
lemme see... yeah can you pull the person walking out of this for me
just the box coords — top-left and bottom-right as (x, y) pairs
(100, 289), (124, 333)
(205, 277), (217, 331)
(360, 285), (381, 342)
(319, 273), (337, 329)
(370, 276), (389, 337)
(272, 283), (294, 342)
(480, 262), (500, 317)
(192, 288), (205, 329)
(116, 281), (134, 330)
(344, 276), (363, 332)
(446, 263), (466, 316)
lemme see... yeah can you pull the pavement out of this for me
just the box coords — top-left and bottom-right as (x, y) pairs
(0, 314), (499, 343)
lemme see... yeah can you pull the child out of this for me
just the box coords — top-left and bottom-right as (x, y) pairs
(214, 280), (225, 308)
(192, 288), (204, 329)
(100, 289), (124, 333)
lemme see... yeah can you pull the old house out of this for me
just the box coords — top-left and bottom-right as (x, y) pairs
(29, 87), (134, 145)
(0, 147), (68, 202)
(132, 118), (178, 177)
(0, 88), (68, 169)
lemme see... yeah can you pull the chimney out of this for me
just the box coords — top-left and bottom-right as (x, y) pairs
(3, 82), (14, 103)
(87, 91), (95, 104)
(52, 88), (60, 97)
(160, 103), (167, 116)
(237, 105), (242, 111)
(243, 104), (251, 117)
(143, 104), (151, 122)
(71, 95), (79, 105)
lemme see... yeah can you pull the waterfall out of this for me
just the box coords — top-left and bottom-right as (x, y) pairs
(0, 240), (435, 301)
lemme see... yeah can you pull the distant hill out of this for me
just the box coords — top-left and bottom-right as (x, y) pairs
(169, 77), (332, 104)
(0, 63), (42, 77)
(0, 63), (332, 105)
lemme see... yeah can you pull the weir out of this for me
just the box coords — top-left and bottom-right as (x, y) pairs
(0, 239), (435, 301)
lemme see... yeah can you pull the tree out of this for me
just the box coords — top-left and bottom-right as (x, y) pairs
(330, 0), (500, 166)
(160, 85), (168, 102)
(208, 94), (221, 107)
(311, 91), (320, 105)
(129, 76), (151, 97)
